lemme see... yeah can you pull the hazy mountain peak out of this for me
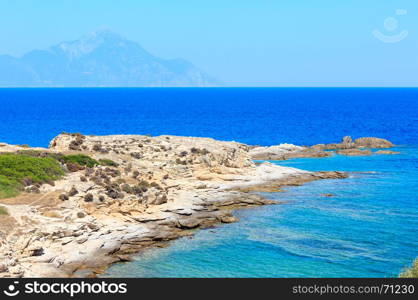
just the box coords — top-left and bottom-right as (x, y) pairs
(55, 30), (135, 60)
(0, 30), (219, 87)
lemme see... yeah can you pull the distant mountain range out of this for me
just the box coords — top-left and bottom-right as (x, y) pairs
(0, 30), (220, 87)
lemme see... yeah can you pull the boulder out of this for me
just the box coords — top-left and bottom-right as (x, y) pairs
(341, 136), (355, 149)
(354, 137), (394, 148)
(177, 218), (201, 229)
(220, 215), (238, 223)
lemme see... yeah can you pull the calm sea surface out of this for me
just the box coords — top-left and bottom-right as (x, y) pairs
(1, 88), (417, 277)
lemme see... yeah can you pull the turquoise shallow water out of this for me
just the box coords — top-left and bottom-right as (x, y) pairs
(103, 147), (418, 278)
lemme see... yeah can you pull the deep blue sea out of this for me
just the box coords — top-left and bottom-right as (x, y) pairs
(1, 88), (417, 277)
(0, 88), (417, 147)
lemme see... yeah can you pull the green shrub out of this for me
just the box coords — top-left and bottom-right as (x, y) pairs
(0, 205), (8, 215)
(98, 159), (119, 167)
(62, 154), (98, 168)
(0, 153), (64, 199)
(0, 175), (20, 198)
(400, 258), (418, 278)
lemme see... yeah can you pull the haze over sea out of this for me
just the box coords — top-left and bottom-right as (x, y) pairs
(1, 88), (417, 277)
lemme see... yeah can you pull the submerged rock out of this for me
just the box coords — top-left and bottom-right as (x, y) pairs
(375, 150), (400, 155)
(336, 149), (372, 156)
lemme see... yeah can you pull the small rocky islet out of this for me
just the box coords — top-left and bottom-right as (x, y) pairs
(0, 134), (396, 277)
(249, 136), (398, 160)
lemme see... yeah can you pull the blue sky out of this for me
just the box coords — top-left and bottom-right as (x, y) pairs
(0, 0), (416, 86)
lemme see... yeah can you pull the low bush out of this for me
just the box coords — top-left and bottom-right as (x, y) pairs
(59, 194), (69, 201)
(132, 170), (140, 178)
(16, 150), (64, 162)
(92, 144), (102, 152)
(62, 154), (98, 168)
(175, 158), (187, 165)
(130, 152), (142, 159)
(16, 150), (42, 157)
(179, 151), (188, 157)
(98, 159), (119, 167)
(0, 205), (8, 215)
(68, 133), (85, 150)
(190, 147), (210, 155)
(121, 184), (133, 194)
(84, 193), (94, 202)
(0, 153), (64, 199)
(0, 175), (20, 198)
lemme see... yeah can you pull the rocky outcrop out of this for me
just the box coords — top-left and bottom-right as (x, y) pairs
(354, 137), (394, 149)
(232, 171), (348, 192)
(0, 133), (349, 278)
(250, 136), (395, 161)
(249, 144), (331, 160)
(312, 136), (394, 150)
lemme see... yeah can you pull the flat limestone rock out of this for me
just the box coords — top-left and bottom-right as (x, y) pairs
(132, 216), (167, 223)
(249, 144), (331, 160)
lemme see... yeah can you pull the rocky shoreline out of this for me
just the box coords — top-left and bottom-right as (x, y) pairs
(0, 134), (394, 277)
